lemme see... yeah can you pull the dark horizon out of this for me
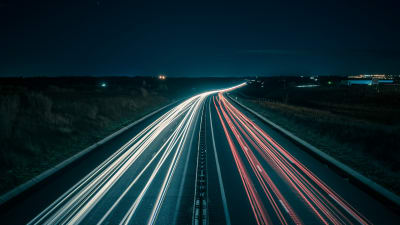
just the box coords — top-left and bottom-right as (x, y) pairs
(1, 0), (400, 77)
(1, 73), (390, 78)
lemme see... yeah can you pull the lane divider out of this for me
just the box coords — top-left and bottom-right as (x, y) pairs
(193, 104), (208, 225)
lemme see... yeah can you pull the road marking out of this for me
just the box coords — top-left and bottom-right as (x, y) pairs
(209, 98), (232, 225)
(256, 165), (263, 173)
(279, 200), (289, 213)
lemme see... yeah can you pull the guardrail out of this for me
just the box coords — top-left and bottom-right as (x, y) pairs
(0, 100), (178, 208)
(227, 93), (400, 212)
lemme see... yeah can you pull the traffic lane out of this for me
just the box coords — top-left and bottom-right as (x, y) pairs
(80, 114), (194, 225)
(0, 102), (180, 225)
(155, 102), (201, 225)
(83, 122), (198, 225)
(205, 97), (231, 225)
(224, 95), (400, 224)
(142, 98), (201, 225)
(207, 95), (260, 225)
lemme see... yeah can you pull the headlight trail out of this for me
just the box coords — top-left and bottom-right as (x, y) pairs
(3, 82), (396, 225)
(27, 83), (245, 225)
(213, 92), (372, 225)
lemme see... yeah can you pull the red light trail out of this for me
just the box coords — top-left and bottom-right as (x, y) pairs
(213, 92), (372, 225)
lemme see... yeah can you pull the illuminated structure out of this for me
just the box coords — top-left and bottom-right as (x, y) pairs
(348, 74), (388, 79)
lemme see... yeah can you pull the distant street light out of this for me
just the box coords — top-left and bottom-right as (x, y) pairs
(101, 82), (107, 87)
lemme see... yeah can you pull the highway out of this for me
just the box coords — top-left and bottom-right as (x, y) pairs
(1, 84), (399, 225)
(206, 92), (399, 225)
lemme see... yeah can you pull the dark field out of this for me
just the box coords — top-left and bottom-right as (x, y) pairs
(233, 77), (400, 194)
(0, 76), (240, 195)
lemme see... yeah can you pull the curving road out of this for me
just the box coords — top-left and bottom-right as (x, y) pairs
(0, 83), (399, 225)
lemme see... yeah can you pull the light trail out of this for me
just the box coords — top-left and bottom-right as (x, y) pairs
(214, 97), (272, 225)
(27, 83), (245, 225)
(209, 99), (232, 225)
(213, 93), (372, 225)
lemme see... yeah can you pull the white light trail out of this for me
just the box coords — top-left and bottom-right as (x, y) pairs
(28, 83), (245, 225)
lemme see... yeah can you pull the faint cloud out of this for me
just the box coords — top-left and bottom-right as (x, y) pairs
(242, 49), (305, 55)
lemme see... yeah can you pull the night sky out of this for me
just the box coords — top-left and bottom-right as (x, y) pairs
(1, 0), (399, 77)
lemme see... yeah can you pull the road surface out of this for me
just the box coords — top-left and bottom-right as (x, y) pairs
(0, 84), (398, 225)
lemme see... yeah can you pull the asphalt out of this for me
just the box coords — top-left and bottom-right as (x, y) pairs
(0, 98), (200, 225)
(206, 93), (400, 225)
(0, 87), (399, 225)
